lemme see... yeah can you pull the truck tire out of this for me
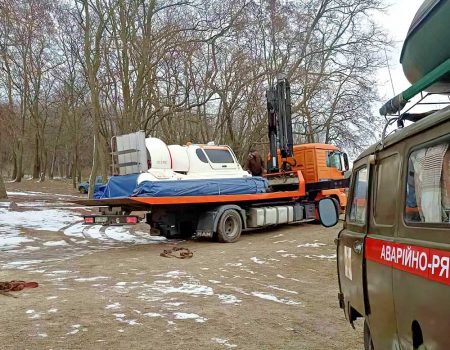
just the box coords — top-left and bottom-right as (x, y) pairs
(217, 209), (242, 243)
(364, 320), (374, 350)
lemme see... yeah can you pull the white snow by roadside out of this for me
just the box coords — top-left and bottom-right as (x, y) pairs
(173, 312), (207, 323)
(251, 291), (300, 305)
(0, 208), (80, 232)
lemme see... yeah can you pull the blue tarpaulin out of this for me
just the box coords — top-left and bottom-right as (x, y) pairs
(93, 174), (139, 199)
(94, 175), (268, 199)
(132, 177), (268, 197)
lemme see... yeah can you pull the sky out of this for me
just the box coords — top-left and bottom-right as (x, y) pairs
(375, 0), (424, 101)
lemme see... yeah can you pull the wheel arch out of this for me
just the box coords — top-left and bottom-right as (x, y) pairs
(212, 204), (246, 233)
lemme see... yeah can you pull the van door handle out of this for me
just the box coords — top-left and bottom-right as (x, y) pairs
(353, 241), (363, 255)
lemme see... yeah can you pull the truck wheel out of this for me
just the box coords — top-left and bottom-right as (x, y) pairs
(217, 209), (242, 243)
(79, 187), (87, 194)
(364, 320), (374, 350)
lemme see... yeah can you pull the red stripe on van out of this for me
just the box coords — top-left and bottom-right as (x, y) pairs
(365, 237), (450, 286)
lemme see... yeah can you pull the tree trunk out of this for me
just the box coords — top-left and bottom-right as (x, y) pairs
(0, 162), (7, 199)
(33, 133), (40, 179)
(72, 148), (79, 189)
(14, 140), (23, 182)
(11, 151), (17, 181)
(88, 134), (99, 198)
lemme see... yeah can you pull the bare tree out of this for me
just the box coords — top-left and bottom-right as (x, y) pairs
(0, 0), (391, 181)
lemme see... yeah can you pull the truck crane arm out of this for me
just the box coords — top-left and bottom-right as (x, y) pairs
(266, 77), (294, 173)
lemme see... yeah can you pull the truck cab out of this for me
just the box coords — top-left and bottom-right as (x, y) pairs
(336, 108), (450, 350)
(274, 143), (349, 210)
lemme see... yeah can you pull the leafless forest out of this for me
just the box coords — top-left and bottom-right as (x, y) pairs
(0, 0), (389, 191)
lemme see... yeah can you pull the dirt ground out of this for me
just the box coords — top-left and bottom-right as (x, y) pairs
(0, 179), (364, 349)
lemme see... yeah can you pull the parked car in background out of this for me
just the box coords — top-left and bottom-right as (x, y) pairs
(78, 176), (106, 194)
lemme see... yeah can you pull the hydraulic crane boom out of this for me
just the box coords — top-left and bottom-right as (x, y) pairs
(266, 77), (294, 173)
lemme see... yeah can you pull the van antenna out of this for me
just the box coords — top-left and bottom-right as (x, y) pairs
(384, 48), (396, 99)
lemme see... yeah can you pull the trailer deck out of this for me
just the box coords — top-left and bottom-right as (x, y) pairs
(73, 171), (311, 208)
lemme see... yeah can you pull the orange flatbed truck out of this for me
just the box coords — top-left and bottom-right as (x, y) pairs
(75, 170), (348, 243)
(76, 77), (349, 243)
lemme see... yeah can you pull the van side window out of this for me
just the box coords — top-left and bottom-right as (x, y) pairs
(349, 167), (368, 224)
(405, 142), (450, 224)
(374, 154), (399, 226)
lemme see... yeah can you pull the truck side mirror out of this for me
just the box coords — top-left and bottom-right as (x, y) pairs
(317, 198), (339, 227)
(343, 153), (350, 171)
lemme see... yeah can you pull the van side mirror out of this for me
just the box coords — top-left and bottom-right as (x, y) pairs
(317, 198), (339, 227)
(342, 153), (349, 171)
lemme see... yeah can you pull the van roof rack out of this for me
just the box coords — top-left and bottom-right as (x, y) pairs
(379, 57), (450, 117)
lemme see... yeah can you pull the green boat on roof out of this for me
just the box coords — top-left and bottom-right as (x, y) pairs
(380, 0), (450, 115)
(401, 0), (450, 92)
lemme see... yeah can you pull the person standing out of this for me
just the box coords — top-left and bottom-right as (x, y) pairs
(244, 150), (266, 176)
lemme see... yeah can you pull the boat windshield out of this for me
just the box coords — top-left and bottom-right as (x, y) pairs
(204, 149), (235, 164)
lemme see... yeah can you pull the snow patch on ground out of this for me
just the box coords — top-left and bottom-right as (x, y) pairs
(105, 303), (121, 310)
(75, 276), (110, 282)
(144, 312), (163, 318)
(114, 313), (141, 325)
(173, 312), (207, 323)
(67, 325), (81, 335)
(297, 243), (326, 248)
(250, 257), (265, 264)
(150, 283), (214, 296)
(251, 291), (300, 305)
(305, 254), (336, 260)
(225, 262), (243, 267)
(0, 207), (80, 232)
(273, 240), (288, 244)
(267, 285), (298, 295)
(104, 226), (144, 243)
(43, 240), (69, 247)
(0, 235), (34, 250)
(218, 294), (241, 304)
(211, 337), (237, 348)
(165, 302), (185, 307)
(155, 270), (186, 279)
(7, 260), (43, 267)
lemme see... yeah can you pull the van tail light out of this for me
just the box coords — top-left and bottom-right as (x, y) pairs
(126, 216), (138, 224)
(84, 217), (94, 224)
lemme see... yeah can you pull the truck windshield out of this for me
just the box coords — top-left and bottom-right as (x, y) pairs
(204, 149), (235, 163)
(326, 151), (342, 170)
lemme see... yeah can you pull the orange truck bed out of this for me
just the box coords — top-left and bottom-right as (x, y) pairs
(74, 171), (307, 208)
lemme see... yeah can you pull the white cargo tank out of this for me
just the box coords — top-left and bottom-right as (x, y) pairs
(247, 205), (296, 228)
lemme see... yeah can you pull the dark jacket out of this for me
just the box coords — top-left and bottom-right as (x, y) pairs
(245, 154), (265, 176)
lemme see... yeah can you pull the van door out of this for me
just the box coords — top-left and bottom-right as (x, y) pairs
(364, 152), (400, 349)
(394, 139), (450, 350)
(337, 165), (369, 323)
